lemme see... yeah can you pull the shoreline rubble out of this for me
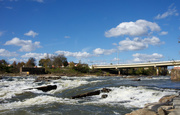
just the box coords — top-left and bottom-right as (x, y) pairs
(126, 95), (180, 115)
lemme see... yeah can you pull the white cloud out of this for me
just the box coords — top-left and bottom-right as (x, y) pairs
(24, 30), (38, 38)
(118, 36), (164, 51)
(8, 58), (18, 62)
(105, 19), (161, 37)
(0, 49), (18, 57)
(155, 4), (179, 19)
(93, 48), (116, 55)
(55, 50), (91, 59)
(159, 31), (168, 35)
(21, 53), (51, 60)
(133, 53), (163, 62)
(142, 36), (165, 45)
(4, 37), (41, 52)
(118, 38), (148, 51)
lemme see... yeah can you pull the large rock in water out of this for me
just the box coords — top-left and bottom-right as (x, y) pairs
(125, 108), (157, 115)
(35, 85), (57, 92)
(171, 69), (180, 81)
(71, 88), (111, 99)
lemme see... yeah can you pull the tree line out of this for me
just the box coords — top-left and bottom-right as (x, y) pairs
(0, 55), (90, 74)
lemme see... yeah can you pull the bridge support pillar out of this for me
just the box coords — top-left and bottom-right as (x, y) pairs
(118, 69), (121, 75)
(156, 67), (159, 76)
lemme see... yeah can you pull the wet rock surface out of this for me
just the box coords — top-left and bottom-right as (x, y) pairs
(71, 88), (112, 99)
(26, 85), (57, 92)
(126, 95), (180, 115)
(125, 108), (157, 115)
(159, 95), (177, 103)
(35, 85), (57, 92)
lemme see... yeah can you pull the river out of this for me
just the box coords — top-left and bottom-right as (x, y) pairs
(0, 76), (180, 115)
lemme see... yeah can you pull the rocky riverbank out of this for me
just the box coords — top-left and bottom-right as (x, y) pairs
(126, 95), (180, 115)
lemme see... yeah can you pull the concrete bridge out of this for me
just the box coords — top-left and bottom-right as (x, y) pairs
(92, 60), (180, 75)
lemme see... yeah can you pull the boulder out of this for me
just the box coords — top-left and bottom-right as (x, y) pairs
(26, 85), (57, 92)
(160, 106), (173, 111)
(168, 109), (180, 115)
(101, 88), (112, 93)
(72, 88), (111, 99)
(173, 96), (180, 109)
(101, 94), (108, 98)
(72, 90), (101, 99)
(157, 107), (166, 115)
(35, 85), (57, 92)
(159, 95), (177, 103)
(144, 102), (167, 112)
(125, 108), (157, 115)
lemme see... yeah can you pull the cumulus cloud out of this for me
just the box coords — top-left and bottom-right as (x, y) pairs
(155, 4), (179, 19)
(93, 48), (116, 55)
(133, 53), (163, 62)
(118, 37), (164, 51)
(21, 53), (51, 60)
(55, 50), (91, 59)
(0, 49), (18, 57)
(24, 30), (38, 38)
(142, 36), (165, 45)
(4, 37), (41, 52)
(118, 38), (147, 51)
(105, 19), (161, 37)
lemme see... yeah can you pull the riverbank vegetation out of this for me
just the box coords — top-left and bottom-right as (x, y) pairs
(0, 55), (92, 76)
(0, 55), (169, 76)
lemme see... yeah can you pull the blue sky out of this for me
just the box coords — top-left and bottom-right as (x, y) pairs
(0, 0), (180, 65)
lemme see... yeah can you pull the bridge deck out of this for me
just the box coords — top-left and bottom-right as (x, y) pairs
(93, 60), (180, 69)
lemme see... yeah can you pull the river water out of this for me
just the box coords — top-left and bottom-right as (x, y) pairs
(0, 76), (180, 115)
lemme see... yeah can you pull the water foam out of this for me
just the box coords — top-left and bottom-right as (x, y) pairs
(48, 79), (89, 94)
(0, 95), (77, 110)
(85, 86), (177, 108)
(0, 77), (37, 100)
